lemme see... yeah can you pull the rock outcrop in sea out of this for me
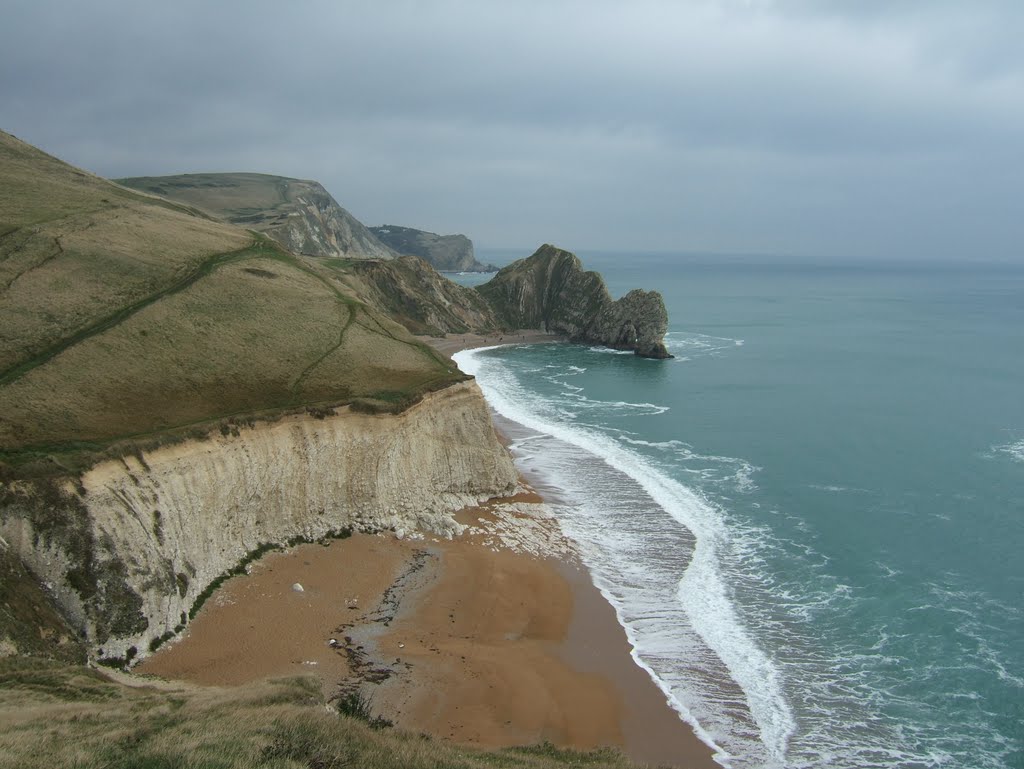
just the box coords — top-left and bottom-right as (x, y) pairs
(477, 244), (673, 359)
(342, 245), (673, 358)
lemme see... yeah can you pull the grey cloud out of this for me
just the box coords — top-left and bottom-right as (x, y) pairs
(1, 0), (1021, 259)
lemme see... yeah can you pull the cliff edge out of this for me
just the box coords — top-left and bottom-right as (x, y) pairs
(477, 244), (672, 359)
(370, 224), (497, 272)
(118, 173), (396, 260)
(1, 382), (515, 662)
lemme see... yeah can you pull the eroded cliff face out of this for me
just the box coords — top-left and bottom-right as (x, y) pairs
(478, 245), (672, 359)
(342, 256), (498, 335)
(0, 381), (516, 661)
(342, 246), (672, 359)
(369, 224), (497, 272)
(264, 181), (396, 260)
(117, 173), (396, 260)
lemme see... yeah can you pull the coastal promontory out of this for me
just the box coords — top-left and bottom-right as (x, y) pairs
(478, 244), (673, 359)
(370, 223), (497, 272)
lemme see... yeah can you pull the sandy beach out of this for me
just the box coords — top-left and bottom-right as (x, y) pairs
(138, 496), (717, 768)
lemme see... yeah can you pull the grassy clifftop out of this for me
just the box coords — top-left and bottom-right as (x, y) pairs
(118, 172), (397, 260)
(0, 659), (639, 769)
(0, 131), (463, 476)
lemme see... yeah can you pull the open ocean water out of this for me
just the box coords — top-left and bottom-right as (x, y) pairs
(452, 253), (1024, 769)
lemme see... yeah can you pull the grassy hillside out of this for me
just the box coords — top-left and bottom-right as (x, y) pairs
(0, 659), (640, 769)
(0, 131), (463, 477)
(118, 172), (397, 260)
(117, 173), (303, 223)
(0, 548), (85, 664)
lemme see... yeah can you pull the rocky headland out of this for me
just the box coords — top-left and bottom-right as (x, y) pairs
(342, 246), (674, 358)
(370, 223), (497, 272)
(479, 244), (673, 359)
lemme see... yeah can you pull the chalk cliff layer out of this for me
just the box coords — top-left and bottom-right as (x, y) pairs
(0, 381), (516, 661)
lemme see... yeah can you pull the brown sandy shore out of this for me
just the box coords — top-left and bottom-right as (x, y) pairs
(138, 334), (718, 768)
(138, 510), (716, 768)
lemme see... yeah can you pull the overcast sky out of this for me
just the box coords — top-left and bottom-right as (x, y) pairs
(2, 1), (1022, 259)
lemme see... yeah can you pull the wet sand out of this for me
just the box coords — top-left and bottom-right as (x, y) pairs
(136, 533), (417, 688)
(137, 501), (717, 768)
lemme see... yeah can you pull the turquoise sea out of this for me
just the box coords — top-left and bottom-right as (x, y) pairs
(452, 253), (1023, 769)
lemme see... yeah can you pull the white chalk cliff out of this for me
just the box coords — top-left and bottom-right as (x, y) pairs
(0, 381), (516, 660)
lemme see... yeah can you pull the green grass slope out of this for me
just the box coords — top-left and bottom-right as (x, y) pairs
(0, 548), (85, 664)
(0, 131), (463, 476)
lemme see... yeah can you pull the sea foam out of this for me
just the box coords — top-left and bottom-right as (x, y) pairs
(455, 340), (1024, 769)
(455, 346), (796, 767)
(991, 438), (1024, 463)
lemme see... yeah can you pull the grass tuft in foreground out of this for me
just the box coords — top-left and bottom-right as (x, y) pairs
(335, 688), (393, 730)
(0, 659), (649, 769)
